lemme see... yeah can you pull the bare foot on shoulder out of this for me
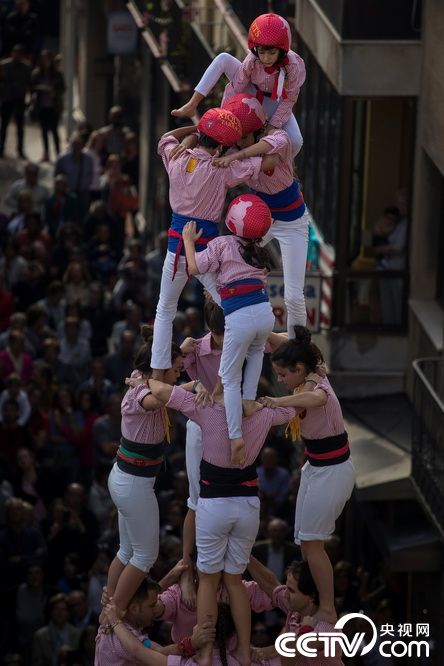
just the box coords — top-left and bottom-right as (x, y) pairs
(230, 437), (245, 466)
(171, 102), (198, 118)
(151, 369), (165, 381)
(195, 646), (213, 666)
(242, 399), (263, 417)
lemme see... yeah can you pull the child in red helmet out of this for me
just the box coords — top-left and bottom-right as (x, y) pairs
(172, 13), (305, 156)
(151, 108), (267, 378)
(182, 194), (275, 467)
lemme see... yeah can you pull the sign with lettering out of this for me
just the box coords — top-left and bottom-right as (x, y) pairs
(266, 271), (322, 333)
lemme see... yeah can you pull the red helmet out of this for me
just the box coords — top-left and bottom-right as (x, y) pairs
(247, 13), (291, 52)
(222, 94), (266, 136)
(226, 194), (272, 239)
(197, 107), (242, 147)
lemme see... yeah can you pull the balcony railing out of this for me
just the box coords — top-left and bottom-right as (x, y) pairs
(314, 0), (422, 40)
(412, 358), (444, 535)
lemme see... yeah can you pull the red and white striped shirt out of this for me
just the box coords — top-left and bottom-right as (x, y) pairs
(158, 136), (261, 222)
(299, 378), (345, 440)
(121, 384), (167, 444)
(250, 130), (294, 195)
(166, 386), (295, 467)
(224, 51), (306, 129)
(195, 235), (268, 292)
(182, 333), (221, 393)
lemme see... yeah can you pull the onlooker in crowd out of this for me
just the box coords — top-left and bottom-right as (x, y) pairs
(0, 373), (30, 425)
(62, 261), (90, 307)
(252, 517), (300, 582)
(37, 280), (65, 331)
(0, 271), (14, 331)
(31, 593), (80, 666)
(57, 317), (91, 386)
(4, 162), (49, 214)
(0, 398), (33, 470)
(78, 358), (113, 411)
(104, 329), (136, 387)
(0, 44), (31, 158)
(6, 190), (34, 236)
(121, 131), (139, 186)
(55, 134), (93, 219)
(87, 463), (113, 533)
(91, 393), (121, 464)
(2, 0), (39, 60)
(0, 329), (33, 384)
(0, 312), (29, 351)
(31, 48), (65, 162)
(109, 301), (142, 352)
(15, 563), (47, 660)
(0, 240), (28, 289)
(44, 175), (80, 236)
(98, 105), (131, 157)
(83, 131), (105, 200)
(257, 447), (291, 516)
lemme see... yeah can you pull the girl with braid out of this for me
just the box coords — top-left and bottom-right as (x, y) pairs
(260, 326), (356, 625)
(105, 326), (183, 619)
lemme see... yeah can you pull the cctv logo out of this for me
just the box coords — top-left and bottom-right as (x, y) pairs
(275, 613), (430, 659)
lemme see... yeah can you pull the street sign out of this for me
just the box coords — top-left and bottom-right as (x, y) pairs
(107, 10), (138, 55)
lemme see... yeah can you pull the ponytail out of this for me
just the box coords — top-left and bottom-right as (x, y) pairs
(239, 239), (272, 272)
(271, 325), (323, 372)
(216, 602), (235, 666)
(133, 325), (181, 375)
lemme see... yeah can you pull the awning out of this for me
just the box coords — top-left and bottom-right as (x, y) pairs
(346, 412), (413, 502)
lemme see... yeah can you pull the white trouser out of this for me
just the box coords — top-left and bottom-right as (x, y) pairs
(195, 52), (303, 156)
(186, 419), (203, 511)
(108, 464), (159, 572)
(196, 496), (260, 574)
(261, 209), (310, 334)
(294, 459), (356, 544)
(220, 301), (275, 439)
(152, 251), (220, 369)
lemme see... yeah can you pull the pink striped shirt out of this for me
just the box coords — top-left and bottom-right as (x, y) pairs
(300, 378), (346, 440)
(250, 130), (294, 194)
(194, 235), (268, 292)
(159, 581), (274, 642)
(167, 386), (295, 467)
(168, 653), (280, 666)
(158, 137), (261, 222)
(224, 51), (306, 129)
(182, 333), (221, 393)
(95, 623), (147, 666)
(121, 384), (167, 443)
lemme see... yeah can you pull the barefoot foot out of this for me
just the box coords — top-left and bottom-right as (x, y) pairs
(230, 437), (245, 466)
(152, 369), (165, 381)
(231, 648), (251, 666)
(242, 399), (263, 417)
(171, 102), (198, 118)
(179, 570), (197, 610)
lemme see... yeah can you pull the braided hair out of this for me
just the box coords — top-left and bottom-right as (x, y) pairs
(239, 239), (272, 272)
(271, 325), (323, 372)
(216, 602), (235, 666)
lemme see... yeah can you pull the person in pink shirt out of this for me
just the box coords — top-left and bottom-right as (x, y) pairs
(103, 597), (281, 666)
(260, 326), (356, 627)
(95, 577), (214, 666)
(155, 577), (276, 644)
(152, 107), (267, 377)
(105, 326), (183, 619)
(147, 376), (295, 666)
(216, 94), (310, 332)
(179, 300), (225, 606)
(183, 194), (275, 467)
(248, 557), (344, 665)
(172, 13), (305, 156)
